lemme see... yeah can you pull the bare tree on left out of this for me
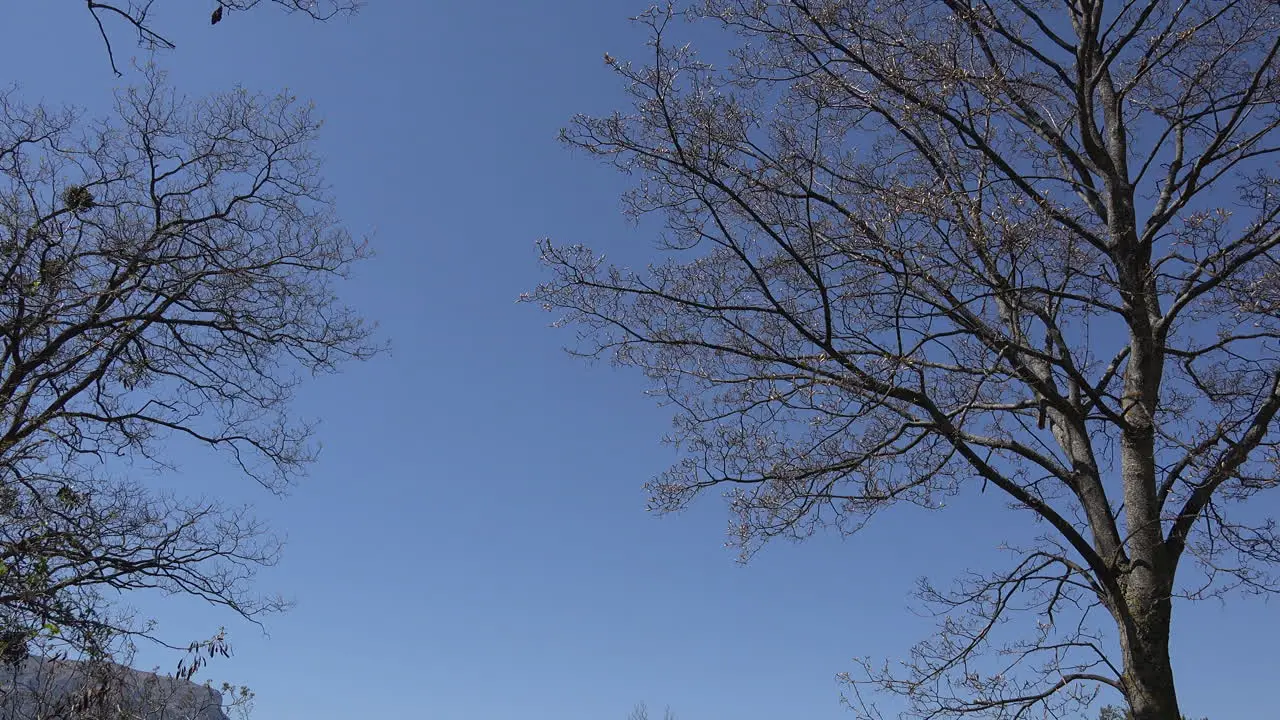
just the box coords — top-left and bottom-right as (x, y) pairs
(0, 64), (377, 663)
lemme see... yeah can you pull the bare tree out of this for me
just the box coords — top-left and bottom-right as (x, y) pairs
(74, 1), (362, 75)
(529, 2), (1280, 719)
(0, 632), (255, 720)
(628, 703), (677, 720)
(0, 64), (376, 660)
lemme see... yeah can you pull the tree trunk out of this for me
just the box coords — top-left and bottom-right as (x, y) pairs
(1114, 270), (1179, 720)
(1120, 591), (1182, 720)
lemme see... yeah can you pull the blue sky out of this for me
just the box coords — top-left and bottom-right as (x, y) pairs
(0, 2), (1274, 719)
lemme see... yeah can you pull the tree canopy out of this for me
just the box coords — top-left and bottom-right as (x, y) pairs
(532, 1), (1280, 718)
(0, 65), (375, 662)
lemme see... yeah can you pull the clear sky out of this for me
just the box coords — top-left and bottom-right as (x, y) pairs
(0, 3), (1273, 719)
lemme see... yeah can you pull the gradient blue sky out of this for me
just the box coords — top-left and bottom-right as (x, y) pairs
(0, 3), (1274, 719)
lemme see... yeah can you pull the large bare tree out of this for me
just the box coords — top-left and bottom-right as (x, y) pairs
(0, 65), (375, 663)
(530, 2), (1280, 719)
